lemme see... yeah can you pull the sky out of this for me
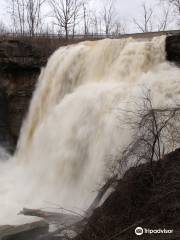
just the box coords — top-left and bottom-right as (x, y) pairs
(90, 0), (159, 32)
(0, 0), (178, 33)
(91, 0), (157, 17)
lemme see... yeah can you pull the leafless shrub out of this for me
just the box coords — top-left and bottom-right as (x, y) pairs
(116, 90), (180, 179)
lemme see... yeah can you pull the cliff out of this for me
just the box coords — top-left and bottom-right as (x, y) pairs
(0, 38), (54, 149)
(0, 34), (179, 150)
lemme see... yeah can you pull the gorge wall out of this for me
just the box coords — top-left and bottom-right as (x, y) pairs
(0, 38), (53, 149)
(0, 34), (179, 150)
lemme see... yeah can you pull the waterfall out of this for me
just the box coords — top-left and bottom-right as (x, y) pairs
(0, 36), (180, 225)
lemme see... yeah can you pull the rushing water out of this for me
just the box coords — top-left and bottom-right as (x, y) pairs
(0, 36), (179, 225)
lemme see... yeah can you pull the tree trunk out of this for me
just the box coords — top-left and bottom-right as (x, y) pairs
(65, 25), (68, 41)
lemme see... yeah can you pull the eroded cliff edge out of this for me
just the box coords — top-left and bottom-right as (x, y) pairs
(0, 34), (179, 150)
(0, 38), (54, 149)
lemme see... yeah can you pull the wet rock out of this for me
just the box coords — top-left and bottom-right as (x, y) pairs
(0, 220), (49, 240)
(166, 33), (180, 65)
(0, 39), (50, 69)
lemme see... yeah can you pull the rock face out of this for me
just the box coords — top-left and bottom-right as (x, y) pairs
(0, 91), (11, 145)
(166, 34), (180, 65)
(0, 34), (179, 151)
(0, 38), (55, 150)
(0, 64), (39, 150)
(0, 39), (48, 69)
(76, 148), (180, 240)
(0, 220), (49, 240)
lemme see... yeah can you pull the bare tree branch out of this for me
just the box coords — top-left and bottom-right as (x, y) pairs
(101, 0), (115, 35)
(133, 2), (154, 32)
(115, 90), (180, 178)
(49, 0), (83, 40)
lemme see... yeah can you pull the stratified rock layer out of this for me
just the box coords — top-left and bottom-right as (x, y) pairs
(0, 38), (53, 148)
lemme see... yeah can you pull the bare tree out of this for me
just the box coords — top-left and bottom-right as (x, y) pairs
(82, 2), (86, 35)
(7, 0), (45, 35)
(162, 0), (180, 13)
(133, 2), (154, 32)
(49, 0), (82, 40)
(134, 1), (174, 32)
(7, 0), (26, 34)
(90, 12), (101, 35)
(157, 2), (173, 31)
(160, 0), (180, 26)
(112, 20), (127, 36)
(82, 1), (89, 35)
(26, 0), (46, 36)
(116, 91), (180, 178)
(72, 0), (83, 37)
(101, 0), (115, 35)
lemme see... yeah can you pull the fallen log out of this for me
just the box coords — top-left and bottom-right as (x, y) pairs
(20, 208), (82, 226)
(20, 208), (86, 239)
(86, 175), (117, 217)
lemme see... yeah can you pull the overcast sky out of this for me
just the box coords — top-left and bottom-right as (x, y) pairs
(0, 0), (178, 33)
(90, 0), (159, 32)
(91, 0), (157, 17)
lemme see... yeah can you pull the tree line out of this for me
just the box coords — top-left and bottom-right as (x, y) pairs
(0, 0), (179, 39)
